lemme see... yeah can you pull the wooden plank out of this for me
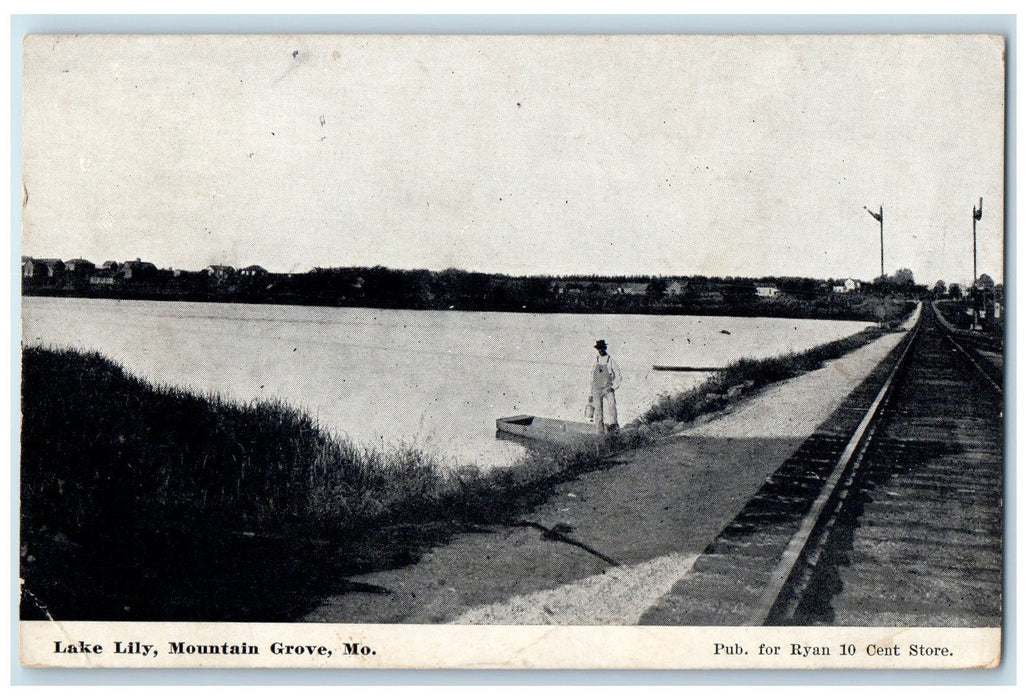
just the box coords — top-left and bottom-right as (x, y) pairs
(652, 365), (722, 372)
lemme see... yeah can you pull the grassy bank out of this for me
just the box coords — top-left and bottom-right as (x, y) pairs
(21, 347), (614, 533)
(21, 317), (901, 620)
(636, 325), (890, 428)
(20, 347), (616, 620)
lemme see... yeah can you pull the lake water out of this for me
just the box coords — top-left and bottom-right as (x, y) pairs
(21, 297), (871, 468)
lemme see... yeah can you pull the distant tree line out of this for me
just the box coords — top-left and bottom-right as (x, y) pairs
(22, 258), (930, 323)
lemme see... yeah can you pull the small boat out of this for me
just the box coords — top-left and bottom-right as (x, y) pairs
(496, 414), (597, 444)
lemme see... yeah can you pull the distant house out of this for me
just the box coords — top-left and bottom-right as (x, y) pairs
(101, 260), (121, 272)
(65, 258), (96, 276)
(666, 280), (685, 296)
(832, 278), (861, 294)
(22, 257), (65, 279)
(21, 257), (42, 278)
(119, 258), (158, 280)
(205, 265), (236, 279)
(239, 265), (268, 277)
(89, 271), (117, 286)
(615, 283), (648, 296)
(755, 285), (780, 298)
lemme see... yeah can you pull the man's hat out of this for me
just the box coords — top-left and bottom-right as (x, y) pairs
(594, 339), (607, 350)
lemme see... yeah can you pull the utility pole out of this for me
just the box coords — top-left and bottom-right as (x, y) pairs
(864, 204), (884, 279)
(973, 197), (983, 329)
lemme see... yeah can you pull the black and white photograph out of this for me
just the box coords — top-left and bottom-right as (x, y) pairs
(17, 31), (1006, 670)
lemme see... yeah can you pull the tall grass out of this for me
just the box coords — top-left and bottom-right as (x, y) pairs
(20, 347), (612, 544)
(640, 326), (887, 426)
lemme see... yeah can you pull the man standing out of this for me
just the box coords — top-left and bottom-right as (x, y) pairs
(589, 339), (620, 434)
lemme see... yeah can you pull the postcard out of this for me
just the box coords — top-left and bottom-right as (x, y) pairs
(18, 33), (1005, 670)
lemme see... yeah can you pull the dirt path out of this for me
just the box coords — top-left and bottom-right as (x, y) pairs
(681, 310), (917, 440)
(302, 318), (914, 625)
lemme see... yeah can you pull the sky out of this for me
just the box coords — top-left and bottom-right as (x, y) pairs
(21, 34), (1006, 285)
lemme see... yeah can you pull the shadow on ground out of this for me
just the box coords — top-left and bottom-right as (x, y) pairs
(22, 436), (802, 623)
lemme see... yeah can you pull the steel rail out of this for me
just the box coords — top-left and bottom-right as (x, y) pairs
(747, 318), (922, 626)
(942, 330), (1003, 395)
(930, 300), (1002, 392)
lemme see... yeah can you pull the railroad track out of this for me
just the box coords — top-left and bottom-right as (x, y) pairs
(931, 301), (1004, 393)
(640, 303), (1003, 626)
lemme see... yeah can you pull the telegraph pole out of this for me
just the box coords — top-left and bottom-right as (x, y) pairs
(864, 204), (884, 279)
(973, 197), (983, 328)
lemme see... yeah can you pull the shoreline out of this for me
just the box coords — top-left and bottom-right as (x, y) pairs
(19, 309), (914, 622)
(22, 286), (916, 324)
